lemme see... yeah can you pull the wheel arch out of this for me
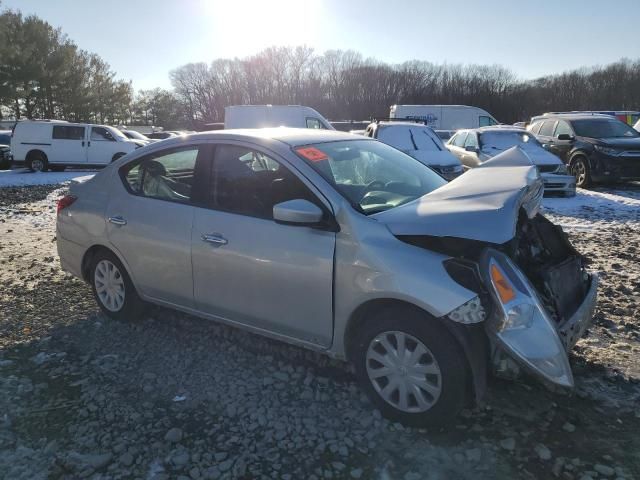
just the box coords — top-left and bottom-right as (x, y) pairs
(343, 298), (487, 404)
(81, 244), (130, 283)
(26, 149), (48, 162)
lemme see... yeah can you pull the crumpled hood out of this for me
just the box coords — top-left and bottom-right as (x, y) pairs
(481, 144), (560, 166)
(405, 149), (461, 167)
(374, 147), (544, 244)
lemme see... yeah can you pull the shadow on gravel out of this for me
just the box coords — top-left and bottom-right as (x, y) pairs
(2, 286), (640, 479)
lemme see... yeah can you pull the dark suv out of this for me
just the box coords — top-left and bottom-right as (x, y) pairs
(528, 114), (640, 187)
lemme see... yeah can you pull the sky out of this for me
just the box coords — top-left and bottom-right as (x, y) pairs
(4, 0), (640, 91)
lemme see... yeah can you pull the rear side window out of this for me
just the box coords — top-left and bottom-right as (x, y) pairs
(538, 121), (556, 136)
(122, 147), (199, 204)
(528, 121), (542, 135)
(211, 144), (315, 219)
(52, 125), (85, 140)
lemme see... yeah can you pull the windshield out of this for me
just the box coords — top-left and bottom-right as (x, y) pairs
(123, 130), (149, 140)
(572, 119), (640, 138)
(377, 125), (445, 153)
(294, 140), (446, 215)
(479, 131), (541, 151)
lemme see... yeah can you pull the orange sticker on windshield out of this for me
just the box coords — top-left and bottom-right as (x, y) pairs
(296, 147), (328, 162)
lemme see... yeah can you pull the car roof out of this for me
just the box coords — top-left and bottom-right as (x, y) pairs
(376, 121), (431, 128)
(533, 113), (615, 122)
(171, 128), (365, 147)
(475, 126), (526, 133)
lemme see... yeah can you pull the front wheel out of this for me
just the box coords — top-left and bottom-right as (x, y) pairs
(90, 251), (145, 321)
(27, 153), (48, 172)
(352, 307), (469, 427)
(570, 156), (591, 188)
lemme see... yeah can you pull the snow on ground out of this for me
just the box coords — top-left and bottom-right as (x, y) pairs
(0, 168), (96, 187)
(542, 187), (640, 232)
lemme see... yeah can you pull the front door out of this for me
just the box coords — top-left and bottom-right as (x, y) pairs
(549, 120), (574, 162)
(88, 126), (120, 165)
(191, 143), (336, 347)
(105, 145), (205, 308)
(50, 125), (87, 164)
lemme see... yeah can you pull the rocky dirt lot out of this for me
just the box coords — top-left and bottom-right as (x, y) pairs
(0, 183), (639, 480)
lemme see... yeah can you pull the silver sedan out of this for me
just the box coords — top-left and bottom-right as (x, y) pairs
(57, 129), (598, 426)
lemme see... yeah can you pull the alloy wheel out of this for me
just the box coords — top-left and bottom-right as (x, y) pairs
(94, 259), (126, 312)
(366, 331), (442, 413)
(31, 158), (45, 172)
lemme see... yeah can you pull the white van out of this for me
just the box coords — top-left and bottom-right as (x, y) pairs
(224, 105), (334, 130)
(390, 105), (499, 130)
(12, 120), (141, 172)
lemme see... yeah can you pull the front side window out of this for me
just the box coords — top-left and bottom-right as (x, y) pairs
(538, 121), (556, 137)
(451, 131), (468, 147)
(464, 133), (478, 148)
(295, 140), (446, 215)
(122, 147), (199, 203)
(306, 118), (325, 129)
(212, 145), (315, 219)
(554, 121), (573, 138)
(52, 125), (85, 140)
(91, 127), (115, 141)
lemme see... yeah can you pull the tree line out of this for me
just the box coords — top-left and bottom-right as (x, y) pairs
(1, 6), (640, 129)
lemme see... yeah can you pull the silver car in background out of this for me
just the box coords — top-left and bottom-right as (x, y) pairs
(447, 126), (577, 196)
(57, 129), (597, 426)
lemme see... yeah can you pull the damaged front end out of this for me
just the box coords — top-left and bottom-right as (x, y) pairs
(481, 214), (598, 388)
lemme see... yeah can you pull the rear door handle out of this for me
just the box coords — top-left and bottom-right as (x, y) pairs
(108, 216), (127, 226)
(201, 233), (228, 246)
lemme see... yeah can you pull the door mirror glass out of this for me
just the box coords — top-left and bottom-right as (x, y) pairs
(557, 133), (573, 141)
(273, 199), (323, 225)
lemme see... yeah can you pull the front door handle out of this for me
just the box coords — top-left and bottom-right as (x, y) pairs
(108, 216), (127, 226)
(201, 233), (228, 246)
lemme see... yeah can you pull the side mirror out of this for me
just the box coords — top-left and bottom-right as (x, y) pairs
(464, 145), (479, 153)
(273, 199), (323, 226)
(557, 134), (573, 141)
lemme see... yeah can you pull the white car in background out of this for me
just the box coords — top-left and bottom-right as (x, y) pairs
(447, 126), (576, 196)
(364, 121), (464, 180)
(634, 119), (640, 132)
(12, 120), (143, 172)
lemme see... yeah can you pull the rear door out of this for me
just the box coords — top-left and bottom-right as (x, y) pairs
(50, 125), (87, 164)
(461, 132), (481, 168)
(537, 120), (557, 151)
(106, 144), (207, 308)
(191, 142), (336, 347)
(446, 131), (468, 163)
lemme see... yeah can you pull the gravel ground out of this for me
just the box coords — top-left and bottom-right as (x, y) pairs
(0, 183), (639, 480)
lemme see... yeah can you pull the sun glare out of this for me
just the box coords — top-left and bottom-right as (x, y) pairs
(201, 0), (322, 56)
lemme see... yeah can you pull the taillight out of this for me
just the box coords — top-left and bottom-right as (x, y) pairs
(57, 195), (77, 214)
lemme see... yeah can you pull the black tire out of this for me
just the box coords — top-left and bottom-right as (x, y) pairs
(351, 306), (469, 427)
(570, 156), (592, 188)
(89, 250), (145, 321)
(112, 152), (126, 162)
(26, 151), (48, 172)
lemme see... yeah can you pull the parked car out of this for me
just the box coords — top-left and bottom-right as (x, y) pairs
(434, 130), (455, 141)
(527, 113), (640, 187)
(364, 121), (463, 180)
(331, 121), (370, 132)
(120, 129), (154, 144)
(11, 120), (143, 172)
(0, 130), (12, 170)
(224, 105), (334, 130)
(538, 110), (640, 126)
(57, 129), (598, 426)
(446, 126), (576, 196)
(145, 131), (178, 140)
(390, 105), (499, 130)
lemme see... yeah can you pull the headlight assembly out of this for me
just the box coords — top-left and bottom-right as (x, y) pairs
(481, 249), (573, 388)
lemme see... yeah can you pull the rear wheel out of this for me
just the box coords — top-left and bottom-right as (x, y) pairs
(26, 152), (48, 172)
(351, 306), (469, 427)
(570, 156), (591, 188)
(90, 250), (145, 321)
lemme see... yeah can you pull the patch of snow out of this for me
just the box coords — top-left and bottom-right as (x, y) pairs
(0, 168), (96, 187)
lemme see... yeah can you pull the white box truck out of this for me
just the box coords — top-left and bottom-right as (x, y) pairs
(390, 105), (499, 130)
(224, 105), (334, 130)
